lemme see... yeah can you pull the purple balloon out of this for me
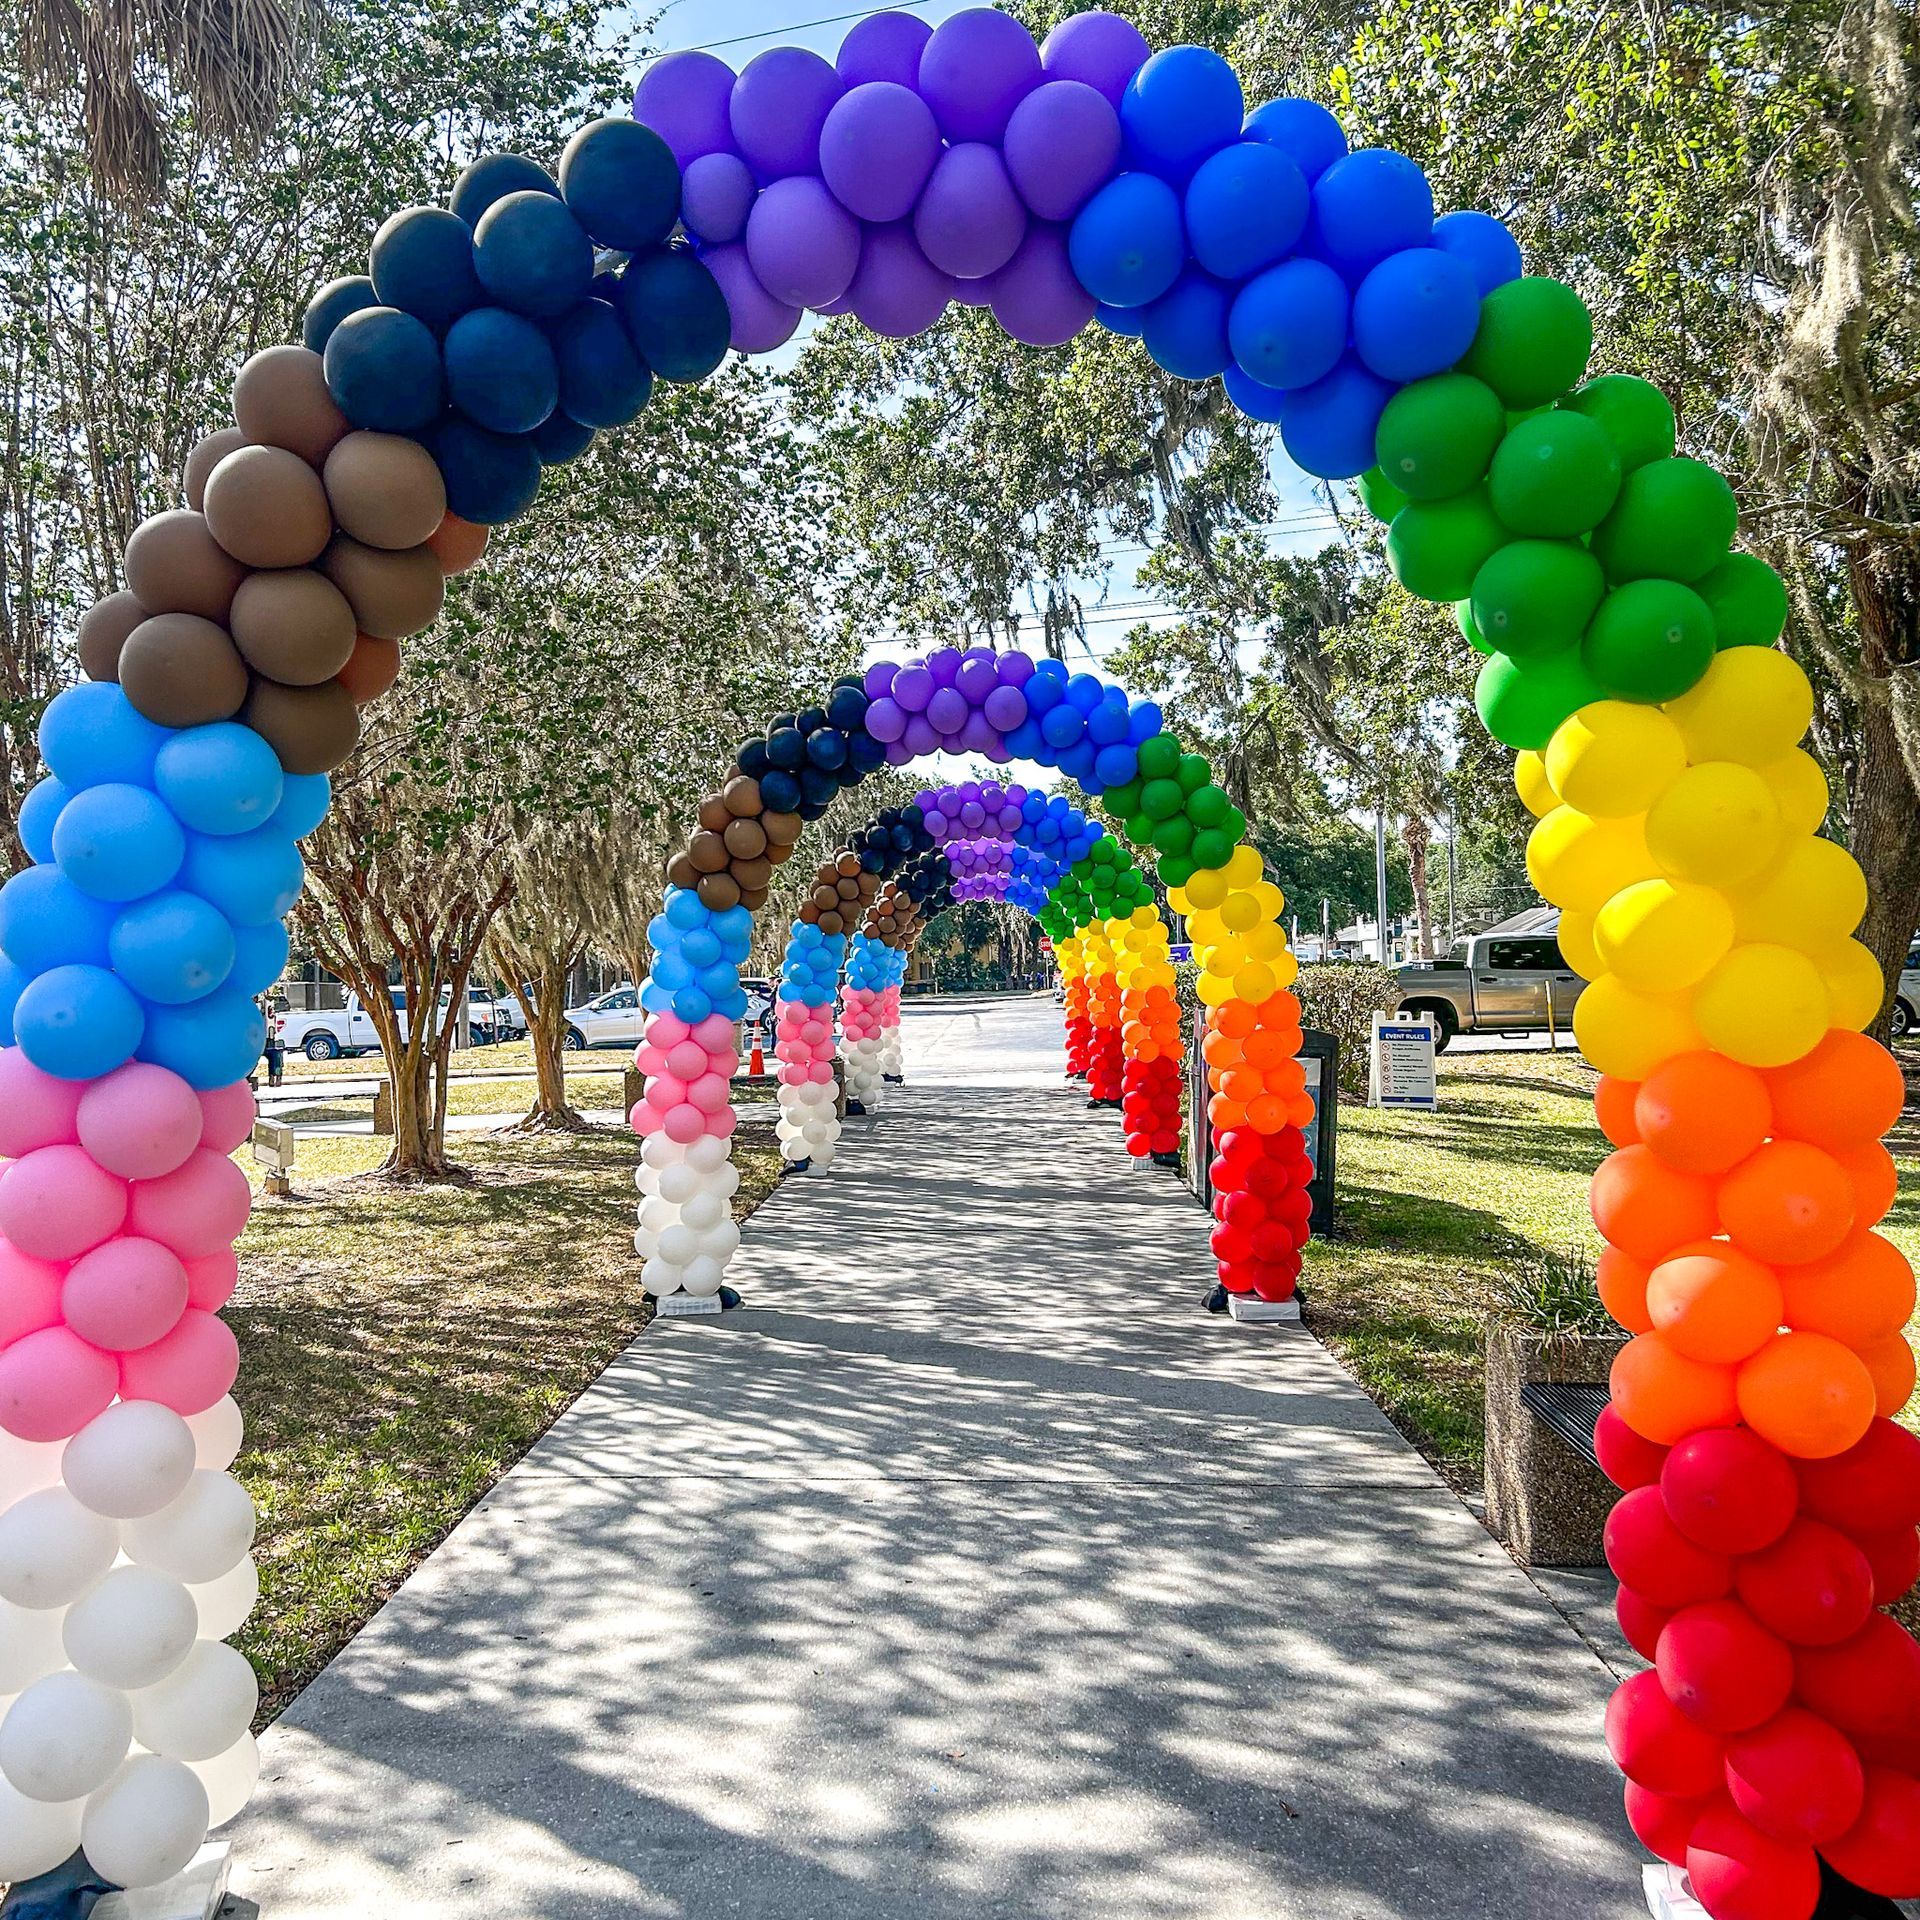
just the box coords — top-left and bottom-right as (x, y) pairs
(680, 151), (756, 244)
(987, 223), (1095, 348)
(892, 663), (934, 712)
(902, 713), (940, 756)
(885, 739), (913, 765)
(1002, 82), (1123, 223)
(836, 11), (932, 88)
(997, 650), (1036, 686)
(952, 279), (995, 309)
(984, 683), (1028, 731)
(846, 223), (953, 338)
(928, 646), (962, 686)
(959, 711), (999, 754)
(956, 656), (998, 702)
(917, 8), (1042, 143)
(923, 808), (949, 837)
(1039, 11), (1150, 108)
(818, 83), (941, 225)
(927, 685), (968, 733)
(865, 695), (907, 742)
(959, 799), (986, 829)
(633, 51), (737, 167)
(863, 659), (899, 696)
(729, 47), (843, 180)
(702, 244), (800, 353)
(914, 143), (1027, 282)
(746, 176), (860, 307)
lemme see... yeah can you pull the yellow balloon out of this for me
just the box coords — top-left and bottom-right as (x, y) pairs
(1515, 750), (1558, 819)
(1593, 878), (1735, 991)
(1244, 920), (1289, 962)
(1269, 948), (1300, 991)
(1131, 903), (1158, 929)
(1759, 749), (1830, 838)
(1186, 907), (1225, 946)
(1733, 836), (1867, 951)
(1225, 844), (1264, 887)
(1545, 701), (1689, 819)
(1220, 890), (1261, 933)
(1692, 942), (1829, 1067)
(1556, 908), (1605, 982)
(1526, 805), (1655, 914)
(1234, 961), (1278, 1003)
(1812, 937), (1885, 1033)
(1572, 975), (1703, 1080)
(1210, 933), (1250, 975)
(1664, 647), (1814, 766)
(1645, 763), (1782, 887)
(1185, 865), (1231, 911)
(1253, 881), (1286, 919)
(1195, 968), (1234, 1006)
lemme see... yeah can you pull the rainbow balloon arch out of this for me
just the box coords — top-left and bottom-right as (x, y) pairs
(0, 6), (1911, 1915)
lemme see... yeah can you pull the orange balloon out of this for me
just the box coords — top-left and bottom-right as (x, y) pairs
(1765, 1030), (1906, 1151)
(1857, 1333), (1917, 1419)
(1221, 1066), (1264, 1104)
(1835, 1140), (1898, 1228)
(1719, 1140), (1856, 1266)
(1213, 1000), (1258, 1039)
(1203, 1031), (1241, 1066)
(1244, 1028), (1290, 1068)
(1735, 1331), (1877, 1459)
(336, 631), (401, 704)
(426, 510), (488, 574)
(1633, 1052), (1771, 1175)
(1591, 1145), (1719, 1263)
(1246, 1092), (1289, 1133)
(1598, 1244), (1653, 1334)
(1285, 1092), (1315, 1127)
(1209, 1095), (1247, 1131)
(1611, 1332), (1740, 1446)
(1645, 1246), (1784, 1364)
(1594, 1075), (1642, 1148)
(1778, 1232), (1916, 1347)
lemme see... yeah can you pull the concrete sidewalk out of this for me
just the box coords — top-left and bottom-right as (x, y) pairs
(230, 998), (1644, 1920)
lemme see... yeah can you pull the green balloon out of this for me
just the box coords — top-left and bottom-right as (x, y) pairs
(1470, 538), (1605, 661)
(1091, 838), (1117, 866)
(1373, 373), (1504, 503)
(1474, 648), (1605, 751)
(1141, 776), (1183, 821)
(1219, 802), (1247, 841)
(1152, 814), (1193, 857)
(1176, 751), (1210, 794)
(1455, 598), (1496, 656)
(1104, 776), (1144, 817)
(1135, 733), (1181, 780)
(1125, 808), (1155, 845)
(1357, 466), (1409, 522)
(1387, 486), (1507, 604)
(1159, 852), (1197, 889)
(1187, 783), (1229, 827)
(1460, 277), (1594, 411)
(1562, 374), (1676, 473)
(1581, 579), (1716, 701)
(1190, 826), (1235, 870)
(1488, 410), (1622, 538)
(1590, 457), (1738, 584)
(1695, 551), (1788, 649)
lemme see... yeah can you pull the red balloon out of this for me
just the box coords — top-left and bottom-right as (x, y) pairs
(1605, 1485), (1732, 1607)
(1856, 1526), (1920, 1608)
(1617, 1585), (1675, 1661)
(1659, 1426), (1798, 1554)
(1685, 1799), (1821, 1920)
(1606, 1669), (1726, 1795)
(1623, 1780), (1705, 1867)
(1794, 1615), (1920, 1743)
(1732, 1517), (1875, 1647)
(1798, 1418), (1920, 1534)
(1655, 1600), (1793, 1733)
(1822, 1765), (1920, 1898)
(1595, 1403), (1668, 1491)
(1724, 1707), (1864, 1845)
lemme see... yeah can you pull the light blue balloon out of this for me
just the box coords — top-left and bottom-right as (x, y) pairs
(137, 986), (264, 1090)
(714, 904), (752, 942)
(17, 777), (70, 865)
(52, 783), (186, 903)
(14, 963), (144, 1080)
(712, 984), (747, 1021)
(38, 684), (166, 790)
(682, 929), (721, 967)
(653, 951), (694, 991)
(670, 986), (712, 1023)
(108, 890), (237, 1004)
(665, 889), (709, 930)
(153, 723), (286, 838)
(0, 956), (22, 1041)
(0, 867), (116, 974)
(178, 826), (304, 926)
(267, 772), (333, 840)
(229, 920), (289, 997)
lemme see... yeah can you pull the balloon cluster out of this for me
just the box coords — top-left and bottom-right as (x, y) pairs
(840, 932), (908, 1107)
(1004, 842), (1064, 913)
(772, 925), (846, 1168)
(1111, 906), (1183, 1159)
(1103, 736), (1247, 895)
(946, 840), (1013, 900)
(1037, 833), (1151, 939)
(1056, 919), (1122, 1103)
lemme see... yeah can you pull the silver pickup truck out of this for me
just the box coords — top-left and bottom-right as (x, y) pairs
(1397, 932), (1584, 1051)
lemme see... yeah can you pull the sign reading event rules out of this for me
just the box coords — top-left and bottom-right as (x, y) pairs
(1368, 1012), (1439, 1112)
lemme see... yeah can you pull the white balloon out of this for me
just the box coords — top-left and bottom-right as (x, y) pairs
(64, 1567), (197, 1691)
(655, 1223), (700, 1266)
(631, 1226), (656, 1259)
(638, 1195), (676, 1234)
(188, 1731), (259, 1828)
(630, 1164), (650, 1193)
(713, 1161), (741, 1197)
(63, 1404), (197, 1521)
(81, 1753), (208, 1889)
(0, 1672), (132, 1801)
(123, 1473), (254, 1586)
(0, 1432), (64, 1508)
(0, 1769), (83, 1881)
(679, 1191), (724, 1231)
(686, 1133), (728, 1173)
(640, 1134), (682, 1170)
(183, 1399), (243, 1475)
(811, 1142), (837, 1168)
(185, 1557), (257, 1641)
(699, 1221), (741, 1262)
(679, 1253), (724, 1295)
(131, 1641), (257, 1762)
(657, 1163), (699, 1206)
(642, 1256), (683, 1297)
(0, 1598), (67, 1695)
(0, 1487), (119, 1608)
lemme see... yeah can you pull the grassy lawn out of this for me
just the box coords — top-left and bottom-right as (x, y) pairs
(229, 1124), (782, 1720)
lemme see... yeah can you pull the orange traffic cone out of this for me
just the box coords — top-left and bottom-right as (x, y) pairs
(749, 1038), (765, 1076)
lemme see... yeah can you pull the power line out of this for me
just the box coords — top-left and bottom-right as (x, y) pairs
(642, 1), (939, 61)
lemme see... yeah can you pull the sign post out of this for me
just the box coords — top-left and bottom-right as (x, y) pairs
(1368, 1012), (1438, 1112)
(250, 1118), (295, 1197)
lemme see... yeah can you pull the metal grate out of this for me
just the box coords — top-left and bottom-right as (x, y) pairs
(1519, 1381), (1607, 1465)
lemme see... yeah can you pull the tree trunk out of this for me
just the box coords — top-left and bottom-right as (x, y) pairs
(1401, 813), (1435, 960)
(508, 956), (589, 1132)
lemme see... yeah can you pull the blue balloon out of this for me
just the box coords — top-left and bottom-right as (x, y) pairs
(39, 684), (165, 790)
(1003, 717), (1046, 761)
(423, 416), (543, 525)
(17, 777), (70, 866)
(670, 986), (713, 1024)
(452, 152), (560, 230)
(1040, 703), (1084, 750)
(1068, 173), (1183, 309)
(137, 986), (264, 1090)
(324, 307), (445, 433)
(14, 964), (143, 1080)
(1310, 148), (1433, 275)
(1350, 246), (1480, 382)
(1141, 271), (1231, 379)
(1094, 743), (1139, 787)
(1278, 359), (1393, 479)
(268, 772), (332, 840)
(1120, 46), (1243, 181)
(179, 827), (303, 926)
(1059, 739), (1099, 786)
(0, 956), (23, 1041)
(682, 928), (721, 966)
(154, 723), (285, 838)
(1065, 673), (1105, 714)
(303, 275), (379, 354)
(1222, 362), (1289, 423)
(559, 118), (681, 253)
(712, 983), (749, 1022)
(665, 889), (710, 930)
(445, 307), (560, 435)
(228, 920), (289, 997)
(53, 784), (185, 903)
(1086, 698), (1130, 747)
(640, 980), (672, 1013)
(370, 207), (482, 334)
(1023, 670), (1066, 715)
(1243, 97), (1347, 183)
(108, 889), (237, 1004)
(0, 867), (115, 974)
(473, 191), (594, 319)
(531, 409), (596, 466)
(547, 299), (652, 429)
(1128, 700), (1164, 743)
(653, 951), (694, 990)
(1184, 142), (1308, 282)
(1432, 209), (1522, 296)
(698, 960), (739, 998)
(1228, 258), (1349, 391)
(1095, 303), (1145, 337)
(614, 245), (730, 385)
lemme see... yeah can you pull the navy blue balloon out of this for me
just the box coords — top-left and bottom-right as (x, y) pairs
(228, 920), (290, 997)
(473, 191), (594, 319)
(444, 307), (560, 434)
(370, 207), (483, 335)
(615, 246), (729, 384)
(1244, 97), (1347, 183)
(324, 307), (445, 433)
(1184, 142), (1308, 282)
(1068, 173), (1183, 308)
(1278, 359), (1393, 479)
(547, 300), (652, 428)
(530, 410), (595, 465)
(53, 784), (185, 902)
(1141, 272), (1231, 379)
(1120, 46), (1243, 182)
(266, 771), (331, 840)
(138, 986), (264, 1090)
(1351, 245), (1480, 382)
(1228, 257), (1348, 390)
(179, 826), (303, 926)
(17, 777), (69, 865)
(1095, 304), (1145, 337)
(1432, 209), (1523, 295)
(559, 118), (681, 251)
(425, 416), (543, 523)
(1222, 362), (1288, 423)
(108, 889), (237, 1004)
(303, 275), (379, 353)
(153, 722), (284, 837)
(825, 684), (868, 730)
(452, 152), (560, 230)
(14, 964), (143, 1080)
(847, 730), (886, 773)
(805, 728), (848, 770)
(759, 768), (802, 813)
(766, 726), (806, 770)
(1311, 148), (1434, 275)
(40, 685), (164, 790)
(0, 867), (115, 974)
(738, 739), (772, 780)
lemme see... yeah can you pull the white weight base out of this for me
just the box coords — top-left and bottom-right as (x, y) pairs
(1227, 1294), (1302, 1323)
(654, 1292), (722, 1317)
(95, 1843), (230, 1920)
(1643, 1864), (1704, 1920)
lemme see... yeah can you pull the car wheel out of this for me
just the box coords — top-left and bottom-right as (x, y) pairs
(1402, 1000), (1457, 1054)
(1895, 1000), (1915, 1040)
(563, 1026), (585, 1051)
(304, 1034), (340, 1061)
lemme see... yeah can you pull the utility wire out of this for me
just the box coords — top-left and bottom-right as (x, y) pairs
(640, 1), (939, 61)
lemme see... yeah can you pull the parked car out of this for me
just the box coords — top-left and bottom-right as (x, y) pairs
(562, 978), (778, 1052)
(1397, 932), (1584, 1052)
(278, 984), (512, 1060)
(1893, 942), (1920, 1039)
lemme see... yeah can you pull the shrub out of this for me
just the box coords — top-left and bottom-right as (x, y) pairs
(1489, 1247), (1616, 1339)
(1296, 960), (1402, 1097)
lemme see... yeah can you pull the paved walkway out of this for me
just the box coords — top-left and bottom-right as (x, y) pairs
(230, 999), (1644, 1920)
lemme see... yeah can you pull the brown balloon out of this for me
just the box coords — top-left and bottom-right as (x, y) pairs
(810, 885), (838, 912)
(722, 775), (763, 819)
(118, 615), (249, 727)
(244, 677), (360, 775)
(203, 445), (332, 570)
(762, 810), (804, 847)
(697, 795), (732, 833)
(183, 428), (245, 511)
(233, 345), (349, 466)
(336, 633), (402, 705)
(739, 886), (769, 912)
(318, 536), (444, 642)
(666, 852), (701, 892)
(835, 851), (861, 877)
(123, 511), (247, 621)
(730, 855), (772, 891)
(696, 871), (741, 911)
(722, 817), (767, 859)
(687, 830), (729, 874)
(835, 876), (859, 900)
(323, 433), (447, 550)
(77, 591), (146, 682)
(228, 567), (357, 686)
(766, 840), (795, 867)
(819, 910), (844, 935)
(799, 902), (820, 925)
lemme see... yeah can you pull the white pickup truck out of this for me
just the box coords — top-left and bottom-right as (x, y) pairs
(279, 986), (514, 1061)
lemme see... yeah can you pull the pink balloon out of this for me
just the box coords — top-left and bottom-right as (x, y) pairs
(635, 1044), (669, 1076)
(663, 1103), (706, 1144)
(0, 1048), (82, 1158)
(691, 1013), (736, 1051)
(0, 1325), (117, 1441)
(646, 1013), (691, 1046)
(808, 1060), (835, 1085)
(686, 1072), (730, 1115)
(183, 1248), (238, 1312)
(116, 1307), (237, 1415)
(126, 1148), (250, 1260)
(77, 1063), (204, 1180)
(665, 1040), (708, 1080)
(0, 1145), (127, 1261)
(0, 1243), (62, 1347)
(61, 1236), (189, 1352)
(648, 1073), (690, 1108)
(706, 1105), (739, 1140)
(196, 1080), (257, 1156)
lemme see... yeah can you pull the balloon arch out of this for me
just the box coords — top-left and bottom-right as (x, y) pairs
(0, 7), (1911, 1916)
